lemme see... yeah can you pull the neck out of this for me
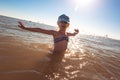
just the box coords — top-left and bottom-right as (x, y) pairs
(59, 29), (66, 34)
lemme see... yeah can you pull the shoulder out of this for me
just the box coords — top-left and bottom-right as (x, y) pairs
(50, 30), (57, 33)
(50, 30), (57, 35)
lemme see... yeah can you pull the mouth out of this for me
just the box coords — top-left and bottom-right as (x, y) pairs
(62, 26), (66, 28)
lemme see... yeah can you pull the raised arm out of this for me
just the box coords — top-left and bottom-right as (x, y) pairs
(18, 21), (55, 35)
(67, 29), (79, 36)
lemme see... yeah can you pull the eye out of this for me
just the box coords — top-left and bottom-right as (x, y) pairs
(60, 21), (67, 24)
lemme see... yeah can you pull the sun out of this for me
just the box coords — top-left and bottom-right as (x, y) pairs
(73, 0), (96, 11)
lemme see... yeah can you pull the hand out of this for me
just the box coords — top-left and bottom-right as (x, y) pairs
(18, 21), (26, 29)
(74, 29), (79, 34)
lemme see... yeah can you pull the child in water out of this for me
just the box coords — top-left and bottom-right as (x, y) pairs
(18, 14), (79, 54)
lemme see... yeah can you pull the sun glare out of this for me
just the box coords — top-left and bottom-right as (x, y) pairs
(73, 0), (97, 11)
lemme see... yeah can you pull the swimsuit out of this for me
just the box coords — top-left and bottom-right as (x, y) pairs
(54, 36), (69, 43)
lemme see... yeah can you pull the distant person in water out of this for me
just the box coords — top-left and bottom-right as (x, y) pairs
(18, 14), (79, 54)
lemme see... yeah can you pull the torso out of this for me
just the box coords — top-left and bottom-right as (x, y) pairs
(52, 31), (69, 53)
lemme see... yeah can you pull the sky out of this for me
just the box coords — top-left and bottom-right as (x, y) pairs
(0, 0), (120, 40)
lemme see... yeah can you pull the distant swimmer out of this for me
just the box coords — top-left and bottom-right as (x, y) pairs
(18, 14), (79, 55)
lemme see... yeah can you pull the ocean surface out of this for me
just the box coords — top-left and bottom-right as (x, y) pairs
(0, 15), (120, 80)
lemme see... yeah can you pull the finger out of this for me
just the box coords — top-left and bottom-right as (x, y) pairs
(18, 25), (21, 27)
(18, 21), (24, 27)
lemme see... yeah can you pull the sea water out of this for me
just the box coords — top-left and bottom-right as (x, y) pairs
(0, 15), (120, 80)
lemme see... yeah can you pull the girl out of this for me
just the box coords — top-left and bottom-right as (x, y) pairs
(18, 14), (79, 54)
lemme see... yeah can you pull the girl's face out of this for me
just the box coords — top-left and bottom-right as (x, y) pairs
(58, 21), (69, 30)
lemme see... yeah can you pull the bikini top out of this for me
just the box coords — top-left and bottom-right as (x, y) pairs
(54, 36), (69, 43)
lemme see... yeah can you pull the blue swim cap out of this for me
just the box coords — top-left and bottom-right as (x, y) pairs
(57, 14), (70, 23)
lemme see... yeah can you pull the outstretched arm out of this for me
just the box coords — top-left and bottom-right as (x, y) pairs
(18, 21), (55, 35)
(67, 29), (79, 36)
